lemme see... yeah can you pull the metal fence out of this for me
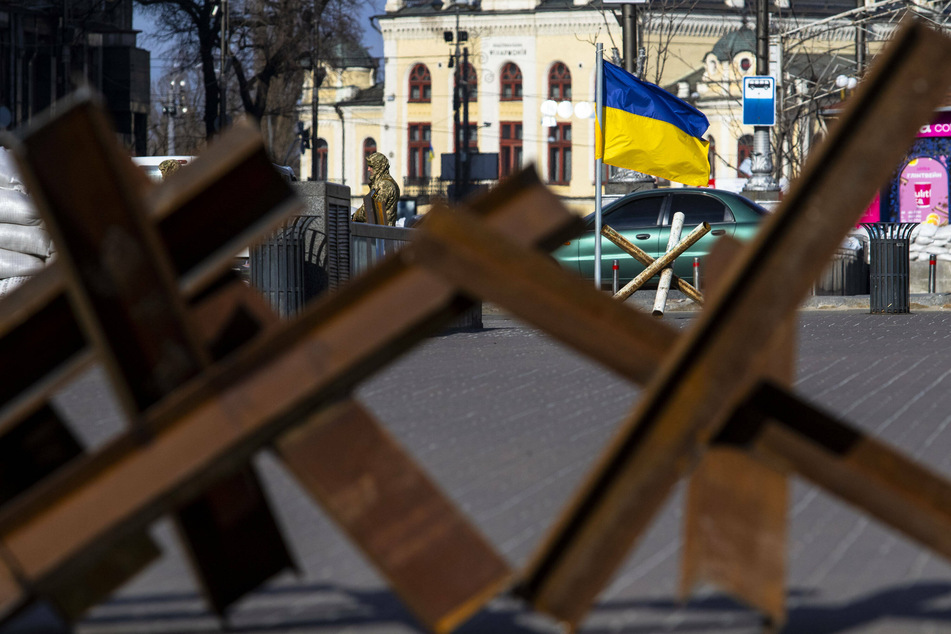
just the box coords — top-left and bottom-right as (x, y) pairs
(350, 221), (483, 329)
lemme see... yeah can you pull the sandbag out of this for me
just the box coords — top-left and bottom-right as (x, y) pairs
(0, 275), (30, 297)
(0, 223), (53, 258)
(0, 148), (26, 192)
(0, 247), (44, 279)
(0, 188), (40, 226)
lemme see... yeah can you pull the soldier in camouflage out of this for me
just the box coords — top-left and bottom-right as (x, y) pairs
(352, 152), (400, 225)
(158, 159), (182, 180)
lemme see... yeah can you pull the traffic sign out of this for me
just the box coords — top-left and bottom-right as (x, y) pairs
(743, 76), (776, 126)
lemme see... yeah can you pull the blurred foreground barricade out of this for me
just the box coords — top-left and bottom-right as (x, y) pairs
(4, 20), (951, 634)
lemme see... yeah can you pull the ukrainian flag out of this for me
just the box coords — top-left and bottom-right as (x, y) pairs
(596, 61), (711, 187)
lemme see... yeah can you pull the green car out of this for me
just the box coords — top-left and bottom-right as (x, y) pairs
(554, 188), (769, 288)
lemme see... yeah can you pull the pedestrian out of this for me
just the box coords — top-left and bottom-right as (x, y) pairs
(352, 152), (400, 226)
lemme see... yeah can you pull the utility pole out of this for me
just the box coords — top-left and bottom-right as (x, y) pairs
(310, 0), (321, 181)
(855, 0), (866, 75)
(218, 0), (228, 132)
(743, 0), (780, 196)
(164, 78), (187, 155)
(450, 3), (463, 201)
(461, 46), (471, 200)
(622, 4), (636, 74)
(611, 2), (653, 191)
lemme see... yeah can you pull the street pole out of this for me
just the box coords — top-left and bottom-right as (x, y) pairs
(622, 4), (636, 74)
(462, 46), (471, 200)
(744, 0), (780, 195)
(167, 80), (176, 155)
(310, 0), (321, 181)
(855, 0), (866, 75)
(452, 5), (461, 201)
(219, 0), (228, 132)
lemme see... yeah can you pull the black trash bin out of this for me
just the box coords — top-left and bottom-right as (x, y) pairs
(861, 222), (917, 314)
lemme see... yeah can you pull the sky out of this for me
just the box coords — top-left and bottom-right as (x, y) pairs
(132, 0), (387, 80)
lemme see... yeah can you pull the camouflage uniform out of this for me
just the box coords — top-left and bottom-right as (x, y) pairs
(158, 159), (181, 180)
(353, 152), (400, 225)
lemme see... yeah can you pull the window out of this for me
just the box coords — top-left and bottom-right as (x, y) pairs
(455, 62), (477, 103)
(454, 122), (478, 153)
(315, 138), (328, 181)
(707, 136), (716, 182)
(737, 134), (753, 177)
(363, 137), (376, 184)
(604, 195), (665, 228)
(500, 63), (522, 101)
(499, 122), (523, 178)
(548, 122), (571, 185)
(409, 64), (431, 103)
(548, 62), (572, 100)
(668, 193), (733, 225)
(408, 123), (431, 180)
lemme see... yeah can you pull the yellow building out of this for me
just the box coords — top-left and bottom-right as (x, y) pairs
(306, 0), (886, 213)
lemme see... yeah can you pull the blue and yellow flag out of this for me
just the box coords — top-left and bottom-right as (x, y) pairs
(596, 61), (711, 187)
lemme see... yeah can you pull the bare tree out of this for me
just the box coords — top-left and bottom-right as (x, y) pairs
(135, 0), (361, 162)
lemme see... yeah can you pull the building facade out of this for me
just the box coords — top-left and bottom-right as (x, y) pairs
(308, 0), (886, 213)
(0, 0), (150, 154)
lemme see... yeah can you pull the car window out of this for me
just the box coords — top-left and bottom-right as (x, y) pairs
(668, 193), (733, 225)
(604, 195), (665, 228)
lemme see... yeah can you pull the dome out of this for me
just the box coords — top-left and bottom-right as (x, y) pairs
(711, 28), (755, 62)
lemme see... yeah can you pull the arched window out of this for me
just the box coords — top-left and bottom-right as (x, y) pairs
(315, 138), (328, 181)
(737, 134), (753, 178)
(500, 62), (522, 101)
(409, 64), (431, 103)
(455, 62), (477, 102)
(363, 137), (376, 184)
(548, 62), (572, 100)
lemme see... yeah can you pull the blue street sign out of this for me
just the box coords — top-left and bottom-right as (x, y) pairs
(743, 76), (775, 127)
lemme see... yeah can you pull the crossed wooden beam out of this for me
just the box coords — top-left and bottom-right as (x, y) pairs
(1, 18), (951, 634)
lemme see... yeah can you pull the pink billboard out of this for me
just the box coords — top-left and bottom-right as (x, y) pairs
(918, 111), (951, 138)
(899, 157), (949, 224)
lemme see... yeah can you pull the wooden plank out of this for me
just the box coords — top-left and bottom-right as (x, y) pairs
(40, 528), (161, 621)
(0, 266), (90, 430)
(15, 98), (209, 417)
(10, 98), (298, 616)
(0, 404), (83, 507)
(723, 382), (951, 563)
(0, 116), (301, 432)
(600, 225), (703, 305)
(0, 169), (578, 620)
(514, 20), (951, 627)
(408, 204), (677, 385)
(277, 399), (511, 633)
(680, 236), (791, 627)
(174, 466), (296, 615)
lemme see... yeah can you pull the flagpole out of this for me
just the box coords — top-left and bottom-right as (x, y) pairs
(595, 43), (604, 290)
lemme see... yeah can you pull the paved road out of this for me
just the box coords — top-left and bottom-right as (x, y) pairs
(14, 309), (951, 633)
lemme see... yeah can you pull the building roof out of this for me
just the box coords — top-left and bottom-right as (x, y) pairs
(339, 82), (384, 107)
(711, 27), (755, 61)
(326, 39), (377, 70)
(384, 0), (864, 20)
